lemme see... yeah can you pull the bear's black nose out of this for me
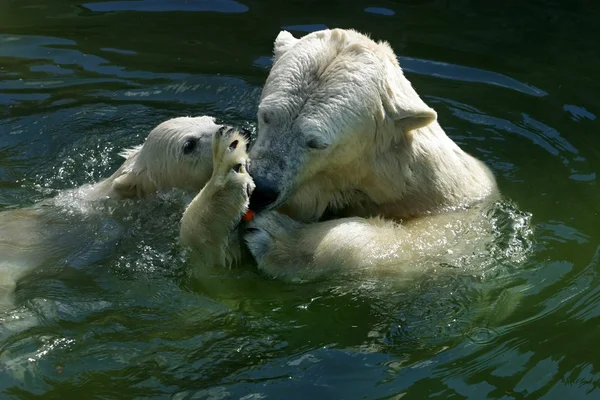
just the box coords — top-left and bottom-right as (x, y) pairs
(249, 177), (279, 211)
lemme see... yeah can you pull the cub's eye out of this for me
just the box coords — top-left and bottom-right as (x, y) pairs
(306, 136), (330, 150)
(232, 163), (243, 173)
(182, 138), (198, 155)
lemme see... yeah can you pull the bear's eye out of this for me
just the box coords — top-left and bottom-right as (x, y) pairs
(182, 138), (198, 155)
(260, 111), (272, 125)
(232, 163), (243, 173)
(306, 136), (330, 150)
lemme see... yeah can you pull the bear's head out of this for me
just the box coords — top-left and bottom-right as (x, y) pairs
(108, 116), (239, 198)
(248, 29), (438, 220)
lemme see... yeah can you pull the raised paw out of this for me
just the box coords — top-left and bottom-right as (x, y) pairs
(210, 127), (255, 199)
(180, 126), (255, 260)
(212, 127), (249, 169)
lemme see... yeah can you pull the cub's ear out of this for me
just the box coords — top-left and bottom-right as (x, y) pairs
(118, 144), (143, 160)
(380, 50), (437, 133)
(112, 171), (140, 198)
(111, 145), (155, 198)
(273, 30), (299, 63)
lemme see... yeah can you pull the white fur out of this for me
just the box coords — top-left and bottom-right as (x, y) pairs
(242, 29), (501, 281)
(180, 128), (254, 269)
(0, 116), (224, 311)
(245, 207), (500, 282)
(249, 28), (496, 222)
(87, 116), (223, 199)
(273, 30), (299, 63)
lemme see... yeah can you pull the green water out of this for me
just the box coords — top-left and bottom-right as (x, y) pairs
(1, 1), (599, 398)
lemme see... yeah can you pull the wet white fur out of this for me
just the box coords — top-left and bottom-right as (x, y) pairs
(180, 129), (254, 269)
(243, 29), (500, 281)
(0, 116), (224, 310)
(87, 116), (223, 199)
(249, 28), (496, 222)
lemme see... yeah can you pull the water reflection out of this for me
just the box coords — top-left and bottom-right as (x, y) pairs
(563, 104), (597, 122)
(83, 0), (249, 13)
(364, 7), (395, 16)
(0, 34), (189, 85)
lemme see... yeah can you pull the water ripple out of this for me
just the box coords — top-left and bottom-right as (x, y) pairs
(0, 34), (189, 83)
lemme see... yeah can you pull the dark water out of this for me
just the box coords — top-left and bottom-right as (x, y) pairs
(1, 0), (599, 398)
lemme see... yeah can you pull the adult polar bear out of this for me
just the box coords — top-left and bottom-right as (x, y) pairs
(243, 29), (499, 281)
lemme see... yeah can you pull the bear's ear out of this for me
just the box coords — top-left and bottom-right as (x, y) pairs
(273, 30), (299, 63)
(380, 53), (437, 133)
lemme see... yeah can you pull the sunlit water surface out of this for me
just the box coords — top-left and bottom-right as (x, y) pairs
(0, 1), (599, 398)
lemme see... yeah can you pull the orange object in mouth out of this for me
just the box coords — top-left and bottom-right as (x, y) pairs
(242, 209), (255, 221)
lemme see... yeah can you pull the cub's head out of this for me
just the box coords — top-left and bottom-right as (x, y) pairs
(110, 116), (248, 198)
(248, 29), (437, 218)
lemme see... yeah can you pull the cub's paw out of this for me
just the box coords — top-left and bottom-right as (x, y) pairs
(212, 126), (250, 161)
(211, 127), (255, 201)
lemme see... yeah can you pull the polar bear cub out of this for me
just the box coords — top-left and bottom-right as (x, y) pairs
(0, 115), (230, 310)
(87, 115), (226, 199)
